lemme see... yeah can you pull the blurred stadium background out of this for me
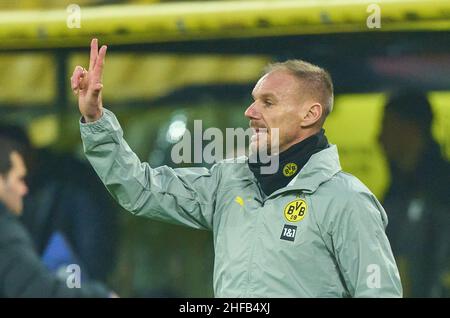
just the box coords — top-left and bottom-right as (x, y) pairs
(0, 0), (449, 297)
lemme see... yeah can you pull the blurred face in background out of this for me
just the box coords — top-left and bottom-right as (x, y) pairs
(245, 70), (313, 155)
(0, 151), (28, 216)
(379, 111), (425, 174)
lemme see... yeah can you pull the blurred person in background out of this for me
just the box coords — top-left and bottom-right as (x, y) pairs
(71, 39), (402, 297)
(379, 90), (450, 297)
(0, 124), (119, 284)
(0, 136), (113, 297)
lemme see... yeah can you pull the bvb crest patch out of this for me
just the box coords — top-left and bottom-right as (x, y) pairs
(282, 163), (298, 177)
(284, 199), (307, 222)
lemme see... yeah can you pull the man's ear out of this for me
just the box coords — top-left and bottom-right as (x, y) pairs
(300, 103), (323, 128)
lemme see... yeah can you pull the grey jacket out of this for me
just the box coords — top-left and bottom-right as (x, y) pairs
(81, 108), (402, 297)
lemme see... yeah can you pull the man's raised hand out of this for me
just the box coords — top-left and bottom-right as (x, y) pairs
(71, 38), (107, 122)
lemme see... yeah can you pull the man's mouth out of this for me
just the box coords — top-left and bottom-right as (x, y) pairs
(250, 127), (269, 144)
(251, 127), (268, 134)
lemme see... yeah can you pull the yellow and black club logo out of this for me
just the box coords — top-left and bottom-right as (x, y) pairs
(283, 163), (298, 177)
(284, 199), (307, 222)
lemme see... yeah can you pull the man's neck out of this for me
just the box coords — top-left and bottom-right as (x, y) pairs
(249, 129), (329, 196)
(279, 127), (322, 154)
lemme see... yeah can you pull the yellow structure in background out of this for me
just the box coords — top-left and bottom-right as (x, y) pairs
(69, 53), (271, 102)
(324, 93), (389, 198)
(0, 54), (56, 104)
(429, 91), (450, 159)
(28, 114), (59, 148)
(0, 52), (270, 105)
(0, 0), (160, 10)
(1, 0), (450, 50)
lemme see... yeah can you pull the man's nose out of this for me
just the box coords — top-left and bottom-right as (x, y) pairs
(244, 103), (259, 119)
(22, 183), (28, 196)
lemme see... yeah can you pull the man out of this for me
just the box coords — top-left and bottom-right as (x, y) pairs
(0, 124), (118, 284)
(379, 90), (450, 297)
(72, 39), (402, 297)
(0, 136), (111, 297)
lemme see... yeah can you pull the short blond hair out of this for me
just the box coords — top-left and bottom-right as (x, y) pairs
(264, 60), (334, 120)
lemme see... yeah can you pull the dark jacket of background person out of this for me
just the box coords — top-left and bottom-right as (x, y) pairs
(21, 149), (119, 282)
(384, 140), (450, 297)
(380, 91), (450, 297)
(0, 125), (119, 283)
(0, 201), (110, 297)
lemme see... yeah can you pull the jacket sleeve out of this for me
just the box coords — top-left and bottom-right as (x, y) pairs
(0, 218), (110, 298)
(326, 191), (403, 297)
(80, 108), (221, 231)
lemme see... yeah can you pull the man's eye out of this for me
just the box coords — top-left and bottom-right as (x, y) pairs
(264, 100), (273, 106)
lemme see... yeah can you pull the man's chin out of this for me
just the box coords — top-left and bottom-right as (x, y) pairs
(10, 204), (23, 216)
(249, 141), (271, 157)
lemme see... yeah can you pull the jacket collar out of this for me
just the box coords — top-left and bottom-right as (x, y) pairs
(265, 144), (342, 199)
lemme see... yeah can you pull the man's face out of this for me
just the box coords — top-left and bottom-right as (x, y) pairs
(378, 111), (424, 173)
(0, 151), (28, 215)
(245, 70), (307, 155)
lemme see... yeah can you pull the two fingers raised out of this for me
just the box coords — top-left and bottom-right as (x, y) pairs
(71, 38), (107, 95)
